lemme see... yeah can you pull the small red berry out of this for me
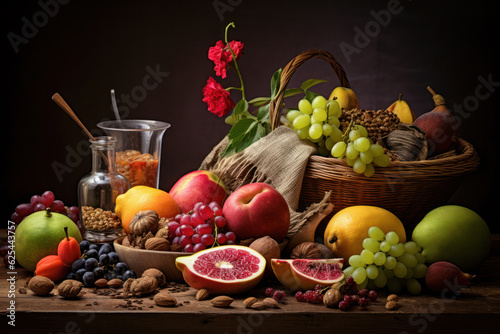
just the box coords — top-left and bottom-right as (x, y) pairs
(273, 290), (286, 302)
(359, 288), (368, 297)
(367, 290), (378, 301)
(358, 297), (369, 307)
(265, 287), (275, 297)
(295, 291), (306, 302)
(338, 300), (350, 311)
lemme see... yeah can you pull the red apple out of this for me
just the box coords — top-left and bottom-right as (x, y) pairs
(222, 183), (290, 242)
(169, 170), (227, 213)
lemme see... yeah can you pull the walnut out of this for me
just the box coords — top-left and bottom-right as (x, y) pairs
(129, 210), (159, 236)
(290, 242), (322, 259)
(57, 279), (83, 298)
(123, 276), (158, 297)
(145, 237), (170, 251)
(29, 276), (54, 296)
(142, 268), (166, 287)
(157, 217), (169, 229)
(155, 226), (170, 239)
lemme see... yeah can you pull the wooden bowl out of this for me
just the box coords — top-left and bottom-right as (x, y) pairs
(113, 236), (189, 282)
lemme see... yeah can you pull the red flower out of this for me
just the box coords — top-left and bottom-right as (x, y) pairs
(208, 40), (244, 79)
(202, 77), (235, 117)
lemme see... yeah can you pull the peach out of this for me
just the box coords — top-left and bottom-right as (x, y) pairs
(222, 183), (290, 242)
(169, 170), (227, 213)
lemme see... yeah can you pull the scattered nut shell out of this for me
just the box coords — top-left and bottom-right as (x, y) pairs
(290, 242), (322, 259)
(385, 301), (400, 310)
(243, 297), (258, 307)
(142, 268), (166, 287)
(94, 278), (108, 288)
(196, 289), (210, 301)
(154, 292), (177, 307)
(263, 298), (279, 309)
(211, 296), (234, 308)
(57, 280), (83, 298)
(28, 276), (54, 296)
(107, 278), (124, 288)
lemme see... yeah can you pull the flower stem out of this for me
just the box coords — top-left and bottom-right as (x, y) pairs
(225, 22), (246, 101)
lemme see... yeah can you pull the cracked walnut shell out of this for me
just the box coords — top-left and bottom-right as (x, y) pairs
(290, 242), (322, 259)
(129, 210), (159, 236)
(57, 279), (83, 298)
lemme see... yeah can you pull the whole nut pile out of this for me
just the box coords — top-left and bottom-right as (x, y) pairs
(340, 108), (401, 142)
(82, 206), (121, 231)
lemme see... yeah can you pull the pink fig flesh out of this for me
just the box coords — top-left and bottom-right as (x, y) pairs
(425, 261), (473, 294)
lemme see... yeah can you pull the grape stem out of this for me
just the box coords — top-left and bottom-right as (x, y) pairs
(341, 119), (355, 143)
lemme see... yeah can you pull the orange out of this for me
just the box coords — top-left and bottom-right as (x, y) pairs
(115, 186), (180, 234)
(323, 205), (406, 261)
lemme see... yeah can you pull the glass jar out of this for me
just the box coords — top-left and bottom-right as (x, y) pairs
(97, 120), (170, 188)
(78, 136), (130, 243)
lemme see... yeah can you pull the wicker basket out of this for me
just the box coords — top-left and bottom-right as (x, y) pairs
(269, 49), (480, 231)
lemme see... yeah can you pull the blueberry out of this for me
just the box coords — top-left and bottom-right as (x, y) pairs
(79, 240), (90, 253)
(93, 266), (105, 279)
(75, 268), (88, 281)
(89, 244), (99, 251)
(122, 270), (137, 281)
(108, 252), (119, 265)
(99, 254), (109, 266)
(98, 243), (113, 256)
(104, 271), (118, 281)
(114, 262), (128, 275)
(85, 257), (98, 271)
(85, 249), (99, 260)
(82, 271), (96, 287)
(71, 258), (86, 272)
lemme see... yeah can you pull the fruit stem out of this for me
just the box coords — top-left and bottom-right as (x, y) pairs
(45, 207), (52, 217)
(398, 93), (403, 101)
(341, 119), (355, 143)
(64, 226), (69, 241)
(427, 86), (446, 107)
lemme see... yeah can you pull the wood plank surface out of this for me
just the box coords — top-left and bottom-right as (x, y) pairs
(1, 231), (499, 334)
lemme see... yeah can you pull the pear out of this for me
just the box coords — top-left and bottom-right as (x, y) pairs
(386, 93), (416, 124)
(328, 87), (360, 112)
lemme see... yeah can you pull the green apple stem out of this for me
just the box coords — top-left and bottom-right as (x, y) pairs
(45, 207), (52, 217)
(64, 226), (69, 241)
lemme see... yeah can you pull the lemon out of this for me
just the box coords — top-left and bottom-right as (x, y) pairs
(324, 206), (406, 261)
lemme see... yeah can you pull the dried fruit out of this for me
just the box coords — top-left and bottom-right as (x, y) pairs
(211, 296), (234, 308)
(385, 300), (400, 310)
(249, 236), (281, 276)
(123, 276), (158, 297)
(145, 237), (170, 251)
(195, 288), (210, 301)
(28, 276), (55, 296)
(323, 288), (343, 308)
(263, 297), (279, 308)
(290, 242), (322, 259)
(57, 279), (83, 298)
(129, 210), (160, 236)
(142, 268), (166, 287)
(175, 245), (266, 294)
(271, 258), (344, 291)
(154, 292), (177, 307)
(243, 297), (258, 307)
(94, 278), (108, 288)
(107, 278), (124, 288)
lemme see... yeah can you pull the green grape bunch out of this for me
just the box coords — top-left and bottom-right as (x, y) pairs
(342, 226), (428, 295)
(286, 95), (391, 177)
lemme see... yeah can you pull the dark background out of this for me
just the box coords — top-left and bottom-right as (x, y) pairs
(4, 0), (499, 232)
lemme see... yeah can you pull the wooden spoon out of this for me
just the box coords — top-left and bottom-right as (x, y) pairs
(52, 92), (97, 140)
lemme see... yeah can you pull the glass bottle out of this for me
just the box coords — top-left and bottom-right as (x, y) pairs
(78, 136), (130, 243)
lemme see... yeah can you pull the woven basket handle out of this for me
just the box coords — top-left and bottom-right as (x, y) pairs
(269, 49), (351, 130)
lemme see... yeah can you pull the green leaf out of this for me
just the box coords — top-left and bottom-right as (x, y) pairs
(222, 118), (257, 157)
(257, 103), (270, 121)
(233, 98), (249, 116)
(284, 88), (303, 98)
(248, 96), (271, 107)
(270, 68), (282, 99)
(300, 79), (328, 92)
(305, 90), (321, 103)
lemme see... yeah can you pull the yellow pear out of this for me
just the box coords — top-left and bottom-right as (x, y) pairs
(387, 93), (416, 124)
(328, 87), (360, 112)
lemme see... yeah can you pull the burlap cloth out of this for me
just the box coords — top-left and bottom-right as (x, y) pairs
(199, 125), (331, 240)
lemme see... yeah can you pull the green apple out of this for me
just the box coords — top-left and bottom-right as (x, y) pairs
(412, 205), (490, 272)
(15, 208), (83, 272)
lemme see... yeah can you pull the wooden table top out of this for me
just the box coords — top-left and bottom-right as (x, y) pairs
(1, 231), (499, 334)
